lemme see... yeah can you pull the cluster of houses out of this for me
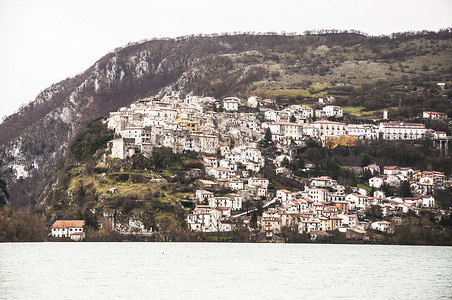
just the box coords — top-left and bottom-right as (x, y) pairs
(106, 93), (448, 159)
(100, 92), (450, 240)
(186, 161), (444, 239)
(367, 165), (448, 195)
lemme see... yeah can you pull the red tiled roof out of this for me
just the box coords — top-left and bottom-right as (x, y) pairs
(216, 207), (231, 211)
(424, 111), (446, 115)
(51, 220), (85, 229)
(384, 166), (398, 170)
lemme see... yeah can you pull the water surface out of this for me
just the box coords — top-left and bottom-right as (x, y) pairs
(1, 243), (451, 299)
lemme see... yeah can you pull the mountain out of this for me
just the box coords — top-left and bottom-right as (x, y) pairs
(1, 30), (452, 206)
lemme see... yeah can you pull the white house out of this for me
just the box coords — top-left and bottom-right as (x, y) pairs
(276, 189), (292, 203)
(110, 138), (128, 159)
(346, 194), (371, 211)
(208, 167), (234, 179)
(337, 214), (358, 228)
(228, 179), (244, 191)
(308, 188), (329, 202)
(225, 151), (241, 163)
(370, 221), (394, 234)
(195, 189), (214, 203)
(308, 120), (347, 137)
(369, 176), (385, 188)
(322, 105), (343, 118)
(223, 97), (240, 111)
(219, 159), (237, 171)
(248, 177), (270, 188)
(420, 195), (435, 208)
(299, 220), (321, 233)
(121, 127), (145, 144)
(264, 110), (281, 122)
(273, 121), (304, 141)
(187, 207), (223, 232)
(209, 196), (242, 211)
(347, 124), (379, 140)
(310, 176), (335, 188)
(379, 122), (427, 140)
(51, 220), (85, 241)
(364, 164), (380, 174)
(422, 111), (448, 120)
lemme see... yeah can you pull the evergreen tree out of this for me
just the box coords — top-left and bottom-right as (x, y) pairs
(281, 157), (291, 168)
(359, 153), (371, 167)
(264, 127), (272, 144)
(398, 181), (413, 198)
(250, 212), (258, 229)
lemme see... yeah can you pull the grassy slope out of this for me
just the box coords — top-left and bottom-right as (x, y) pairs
(43, 120), (194, 226)
(230, 36), (452, 118)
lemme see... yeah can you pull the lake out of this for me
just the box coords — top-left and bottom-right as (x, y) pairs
(0, 243), (451, 299)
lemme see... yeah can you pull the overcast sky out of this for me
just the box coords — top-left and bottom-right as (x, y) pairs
(0, 0), (451, 121)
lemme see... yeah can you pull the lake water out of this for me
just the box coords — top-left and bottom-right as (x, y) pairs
(0, 243), (451, 299)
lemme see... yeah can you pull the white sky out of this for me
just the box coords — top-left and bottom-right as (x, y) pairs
(0, 0), (451, 121)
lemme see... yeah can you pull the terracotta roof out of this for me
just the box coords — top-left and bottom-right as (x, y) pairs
(384, 166), (398, 170)
(216, 207), (231, 211)
(424, 111), (446, 115)
(204, 156), (217, 160)
(351, 194), (367, 198)
(214, 167), (231, 172)
(51, 220), (85, 229)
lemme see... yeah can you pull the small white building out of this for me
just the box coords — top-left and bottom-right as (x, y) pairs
(299, 220), (321, 233)
(51, 220), (85, 241)
(208, 167), (234, 179)
(322, 105), (343, 118)
(308, 188), (329, 202)
(420, 195), (435, 208)
(276, 189), (292, 203)
(364, 164), (380, 174)
(121, 127), (145, 144)
(369, 176), (385, 188)
(228, 179), (244, 191)
(248, 177), (269, 189)
(422, 111), (448, 120)
(370, 221), (394, 234)
(346, 194), (371, 211)
(187, 207), (223, 232)
(223, 97), (240, 111)
(209, 196), (242, 211)
(195, 189), (214, 203)
(310, 176), (335, 188)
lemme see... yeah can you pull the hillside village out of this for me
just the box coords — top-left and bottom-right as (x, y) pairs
(98, 91), (452, 241)
(2, 31), (452, 243)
